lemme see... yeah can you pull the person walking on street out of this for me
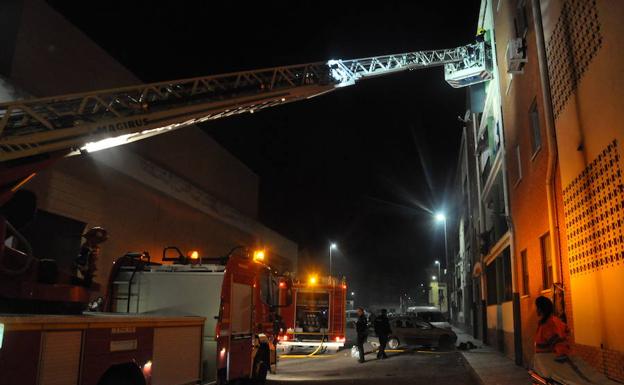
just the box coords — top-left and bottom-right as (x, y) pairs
(355, 307), (368, 363)
(374, 309), (392, 359)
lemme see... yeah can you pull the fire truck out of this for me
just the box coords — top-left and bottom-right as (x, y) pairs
(0, 37), (491, 384)
(107, 247), (292, 384)
(277, 275), (346, 354)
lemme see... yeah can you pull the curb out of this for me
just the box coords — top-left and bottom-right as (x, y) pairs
(459, 351), (487, 385)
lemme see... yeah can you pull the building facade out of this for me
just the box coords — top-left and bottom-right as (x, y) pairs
(1, 0), (298, 297)
(540, 0), (624, 380)
(452, 0), (624, 380)
(474, 0), (518, 362)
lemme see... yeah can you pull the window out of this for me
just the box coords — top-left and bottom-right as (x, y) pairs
(515, 144), (522, 183)
(529, 99), (542, 156)
(503, 249), (513, 302)
(540, 233), (553, 290)
(521, 250), (529, 296)
(415, 321), (432, 330)
(259, 269), (278, 306)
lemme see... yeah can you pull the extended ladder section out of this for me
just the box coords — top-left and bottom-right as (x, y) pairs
(0, 42), (491, 163)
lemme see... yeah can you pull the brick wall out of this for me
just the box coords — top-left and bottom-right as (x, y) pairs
(573, 343), (624, 382)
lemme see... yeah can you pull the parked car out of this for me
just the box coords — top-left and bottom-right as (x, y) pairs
(368, 316), (457, 350)
(406, 306), (452, 330)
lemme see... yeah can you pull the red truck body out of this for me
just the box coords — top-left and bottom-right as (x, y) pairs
(109, 248), (291, 384)
(0, 314), (204, 385)
(277, 276), (346, 353)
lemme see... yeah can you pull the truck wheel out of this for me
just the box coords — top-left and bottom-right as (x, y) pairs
(97, 363), (145, 385)
(387, 337), (400, 350)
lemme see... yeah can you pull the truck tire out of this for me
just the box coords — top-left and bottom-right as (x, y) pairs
(97, 363), (145, 385)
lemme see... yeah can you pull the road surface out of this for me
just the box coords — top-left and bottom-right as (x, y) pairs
(269, 347), (479, 385)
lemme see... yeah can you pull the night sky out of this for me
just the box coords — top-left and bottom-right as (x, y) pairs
(49, 1), (481, 306)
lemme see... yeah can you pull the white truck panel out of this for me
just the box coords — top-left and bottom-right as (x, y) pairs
(121, 270), (224, 338)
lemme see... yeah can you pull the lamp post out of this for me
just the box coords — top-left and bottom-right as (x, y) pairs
(434, 260), (441, 284)
(435, 260), (443, 311)
(329, 243), (337, 277)
(435, 213), (448, 267)
(435, 213), (448, 314)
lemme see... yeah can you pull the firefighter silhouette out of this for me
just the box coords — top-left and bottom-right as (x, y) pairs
(74, 226), (108, 287)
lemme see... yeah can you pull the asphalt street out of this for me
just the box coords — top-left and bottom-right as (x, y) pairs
(269, 348), (479, 385)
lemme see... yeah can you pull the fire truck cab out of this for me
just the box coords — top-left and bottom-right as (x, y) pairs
(109, 247), (292, 384)
(277, 275), (346, 354)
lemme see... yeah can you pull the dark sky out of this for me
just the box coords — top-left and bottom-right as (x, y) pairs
(49, 0), (480, 306)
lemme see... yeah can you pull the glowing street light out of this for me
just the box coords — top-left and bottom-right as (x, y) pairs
(351, 291), (355, 296)
(434, 211), (448, 279)
(329, 242), (337, 277)
(432, 275), (437, 281)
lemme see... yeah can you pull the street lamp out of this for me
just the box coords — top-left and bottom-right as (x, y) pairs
(435, 212), (448, 267)
(329, 243), (337, 277)
(351, 291), (355, 296)
(435, 212), (448, 314)
(432, 275), (437, 281)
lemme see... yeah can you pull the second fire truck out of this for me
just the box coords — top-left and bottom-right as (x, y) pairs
(277, 275), (346, 354)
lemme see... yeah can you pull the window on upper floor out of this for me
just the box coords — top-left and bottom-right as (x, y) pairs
(486, 261), (498, 305)
(529, 98), (542, 157)
(503, 248), (513, 302)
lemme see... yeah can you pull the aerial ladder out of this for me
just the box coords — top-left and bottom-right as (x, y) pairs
(0, 41), (491, 204)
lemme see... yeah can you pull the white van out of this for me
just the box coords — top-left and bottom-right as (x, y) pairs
(406, 306), (452, 330)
